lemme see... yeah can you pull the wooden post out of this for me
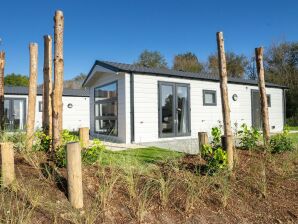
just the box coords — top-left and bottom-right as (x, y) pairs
(43, 35), (53, 137)
(0, 142), (15, 186)
(198, 132), (208, 151)
(79, 127), (89, 148)
(52, 10), (64, 150)
(26, 43), (38, 150)
(67, 142), (83, 209)
(216, 32), (234, 170)
(255, 47), (270, 145)
(0, 52), (4, 131)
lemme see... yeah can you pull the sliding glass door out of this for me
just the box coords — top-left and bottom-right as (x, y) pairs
(4, 98), (26, 131)
(159, 82), (190, 138)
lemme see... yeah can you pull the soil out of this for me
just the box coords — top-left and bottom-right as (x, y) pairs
(2, 150), (298, 224)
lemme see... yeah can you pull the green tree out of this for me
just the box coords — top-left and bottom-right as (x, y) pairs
(208, 52), (249, 78)
(135, 50), (168, 68)
(173, 52), (204, 73)
(264, 41), (298, 125)
(4, 73), (29, 86)
(64, 73), (87, 89)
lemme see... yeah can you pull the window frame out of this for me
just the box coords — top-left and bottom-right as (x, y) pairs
(267, 94), (271, 107)
(158, 81), (191, 138)
(94, 81), (118, 136)
(203, 90), (217, 106)
(39, 101), (43, 112)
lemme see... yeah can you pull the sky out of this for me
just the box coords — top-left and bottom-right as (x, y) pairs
(0, 0), (297, 83)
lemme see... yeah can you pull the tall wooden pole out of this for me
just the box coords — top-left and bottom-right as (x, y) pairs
(43, 35), (53, 137)
(216, 32), (234, 170)
(52, 10), (64, 150)
(255, 47), (270, 145)
(26, 43), (38, 150)
(0, 52), (5, 131)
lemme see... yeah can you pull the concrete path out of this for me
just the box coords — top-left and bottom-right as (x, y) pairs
(102, 141), (146, 151)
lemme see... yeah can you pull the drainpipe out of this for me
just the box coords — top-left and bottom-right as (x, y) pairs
(130, 72), (135, 143)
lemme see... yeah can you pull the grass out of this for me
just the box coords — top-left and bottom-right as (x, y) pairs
(287, 126), (298, 131)
(289, 132), (298, 146)
(97, 146), (184, 166)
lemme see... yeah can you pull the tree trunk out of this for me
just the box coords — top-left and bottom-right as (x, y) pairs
(43, 35), (53, 138)
(67, 142), (83, 209)
(255, 47), (270, 145)
(52, 10), (64, 150)
(0, 52), (5, 131)
(216, 32), (234, 170)
(26, 43), (38, 150)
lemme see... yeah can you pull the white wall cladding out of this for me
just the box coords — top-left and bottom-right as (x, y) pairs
(88, 72), (127, 142)
(4, 94), (90, 131)
(131, 73), (284, 144)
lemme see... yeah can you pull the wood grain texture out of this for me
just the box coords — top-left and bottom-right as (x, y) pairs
(216, 32), (234, 170)
(0, 52), (5, 130)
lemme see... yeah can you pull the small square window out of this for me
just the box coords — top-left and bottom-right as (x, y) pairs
(39, 101), (43, 112)
(203, 90), (217, 106)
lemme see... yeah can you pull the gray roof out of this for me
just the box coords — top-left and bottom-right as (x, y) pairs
(4, 86), (89, 97)
(83, 60), (287, 89)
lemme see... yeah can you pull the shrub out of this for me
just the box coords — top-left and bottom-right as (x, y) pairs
(211, 126), (222, 148)
(82, 139), (106, 164)
(238, 124), (261, 150)
(270, 130), (294, 153)
(201, 144), (227, 173)
(33, 130), (51, 152)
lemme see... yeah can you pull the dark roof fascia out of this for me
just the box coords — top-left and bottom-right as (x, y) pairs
(82, 60), (288, 89)
(82, 60), (121, 87)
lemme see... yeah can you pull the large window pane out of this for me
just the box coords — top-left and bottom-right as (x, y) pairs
(95, 102), (117, 117)
(95, 119), (117, 136)
(95, 82), (117, 101)
(177, 86), (188, 134)
(161, 85), (174, 134)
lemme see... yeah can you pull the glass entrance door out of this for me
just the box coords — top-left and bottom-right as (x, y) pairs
(4, 98), (26, 131)
(159, 82), (190, 138)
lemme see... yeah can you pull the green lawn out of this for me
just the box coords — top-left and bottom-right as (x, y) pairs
(287, 126), (298, 131)
(289, 132), (298, 147)
(98, 147), (184, 167)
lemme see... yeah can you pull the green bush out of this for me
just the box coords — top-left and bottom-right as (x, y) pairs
(238, 124), (261, 150)
(82, 139), (106, 164)
(201, 126), (227, 173)
(201, 144), (227, 173)
(33, 130), (51, 152)
(270, 130), (294, 153)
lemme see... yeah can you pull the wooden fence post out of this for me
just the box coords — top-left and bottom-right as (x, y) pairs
(67, 142), (83, 209)
(43, 35), (53, 137)
(26, 43), (38, 150)
(0, 52), (4, 131)
(216, 32), (234, 170)
(79, 127), (89, 148)
(0, 142), (15, 187)
(255, 47), (270, 145)
(198, 132), (208, 152)
(52, 10), (64, 150)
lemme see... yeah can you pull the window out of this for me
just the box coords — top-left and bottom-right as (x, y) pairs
(158, 82), (191, 138)
(94, 81), (118, 136)
(267, 94), (271, 107)
(39, 101), (43, 112)
(203, 90), (217, 106)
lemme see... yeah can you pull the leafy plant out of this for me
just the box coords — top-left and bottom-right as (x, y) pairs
(54, 146), (67, 167)
(270, 129), (294, 153)
(201, 144), (227, 173)
(33, 130), (51, 152)
(211, 126), (222, 148)
(82, 139), (106, 164)
(238, 124), (261, 150)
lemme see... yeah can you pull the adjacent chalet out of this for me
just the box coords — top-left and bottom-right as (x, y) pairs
(3, 86), (90, 131)
(82, 60), (287, 145)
